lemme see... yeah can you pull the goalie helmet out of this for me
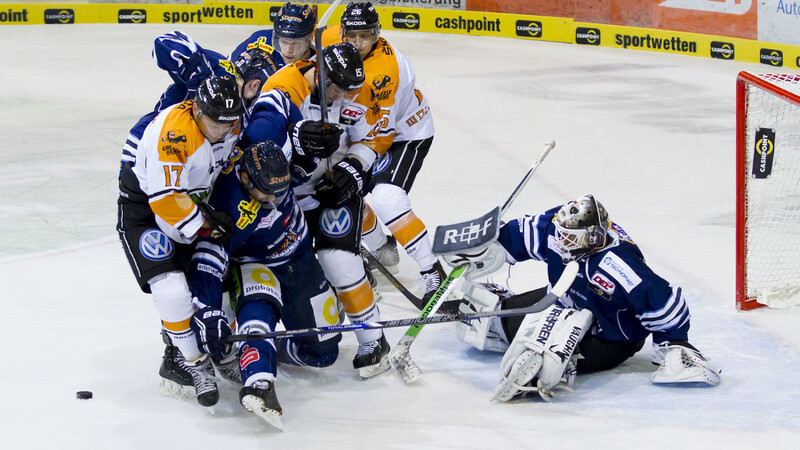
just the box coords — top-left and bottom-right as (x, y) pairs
(322, 43), (365, 92)
(234, 48), (279, 86)
(341, 2), (381, 33)
(273, 2), (316, 39)
(194, 75), (243, 124)
(239, 141), (291, 206)
(554, 194), (609, 262)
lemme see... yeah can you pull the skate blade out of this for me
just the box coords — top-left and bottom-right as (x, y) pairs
(242, 396), (284, 431)
(358, 353), (392, 379)
(159, 379), (196, 400)
(390, 348), (423, 384)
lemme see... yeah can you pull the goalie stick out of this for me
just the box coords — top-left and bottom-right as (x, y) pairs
(225, 262), (577, 342)
(391, 140), (557, 383)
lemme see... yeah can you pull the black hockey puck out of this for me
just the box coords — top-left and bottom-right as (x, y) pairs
(76, 391), (93, 400)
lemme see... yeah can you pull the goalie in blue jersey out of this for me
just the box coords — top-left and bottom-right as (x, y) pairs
(448, 194), (721, 401)
(186, 140), (341, 430)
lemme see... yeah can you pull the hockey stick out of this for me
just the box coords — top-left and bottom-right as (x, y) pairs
(361, 244), (426, 310)
(391, 140), (557, 383)
(317, 0), (343, 28)
(226, 262), (577, 342)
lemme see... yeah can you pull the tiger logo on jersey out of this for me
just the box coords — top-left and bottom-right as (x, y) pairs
(371, 74), (393, 102)
(162, 130), (187, 156)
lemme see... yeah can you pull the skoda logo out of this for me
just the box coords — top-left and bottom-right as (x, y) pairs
(372, 151), (391, 176)
(320, 208), (353, 237)
(140, 229), (174, 261)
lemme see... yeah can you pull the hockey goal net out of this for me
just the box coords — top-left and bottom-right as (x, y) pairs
(737, 72), (800, 310)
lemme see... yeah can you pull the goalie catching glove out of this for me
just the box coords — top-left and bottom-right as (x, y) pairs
(651, 340), (721, 386)
(313, 157), (365, 208)
(191, 304), (232, 361)
(197, 202), (235, 244)
(290, 120), (343, 159)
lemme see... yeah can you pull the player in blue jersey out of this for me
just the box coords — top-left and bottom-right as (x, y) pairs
(187, 140), (341, 430)
(448, 194), (721, 401)
(231, 2), (317, 68)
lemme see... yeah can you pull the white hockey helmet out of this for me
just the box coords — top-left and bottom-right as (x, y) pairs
(554, 194), (609, 262)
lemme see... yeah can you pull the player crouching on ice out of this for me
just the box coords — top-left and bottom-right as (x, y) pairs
(447, 194), (721, 401)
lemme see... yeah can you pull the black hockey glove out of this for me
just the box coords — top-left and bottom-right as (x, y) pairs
(313, 158), (365, 208)
(190, 306), (231, 360)
(196, 202), (235, 244)
(290, 120), (343, 159)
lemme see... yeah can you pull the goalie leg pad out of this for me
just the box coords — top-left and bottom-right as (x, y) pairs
(455, 282), (510, 353)
(536, 308), (593, 391)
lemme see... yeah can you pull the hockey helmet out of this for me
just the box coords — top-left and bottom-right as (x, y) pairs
(341, 2), (380, 33)
(234, 48), (279, 86)
(194, 75), (243, 124)
(274, 2), (316, 39)
(554, 194), (609, 262)
(322, 43), (365, 93)
(239, 140), (291, 206)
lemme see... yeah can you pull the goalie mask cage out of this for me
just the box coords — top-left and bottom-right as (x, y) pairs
(736, 71), (800, 311)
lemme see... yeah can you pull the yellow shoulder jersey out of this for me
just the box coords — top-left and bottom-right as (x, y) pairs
(133, 100), (241, 243)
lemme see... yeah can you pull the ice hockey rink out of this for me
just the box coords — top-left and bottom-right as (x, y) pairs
(2, 23), (800, 448)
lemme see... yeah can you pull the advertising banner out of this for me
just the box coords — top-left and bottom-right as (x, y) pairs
(758, 0), (800, 46)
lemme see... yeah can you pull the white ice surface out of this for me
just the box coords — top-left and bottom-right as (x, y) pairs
(2, 24), (800, 449)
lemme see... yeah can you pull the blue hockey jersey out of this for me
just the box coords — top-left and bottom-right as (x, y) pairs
(497, 207), (690, 344)
(189, 164), (308, 309)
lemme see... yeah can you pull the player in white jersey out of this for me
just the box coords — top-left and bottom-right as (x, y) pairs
(322, 2), (445, 308)
(117, 75), (243, 408)
(243, 43), (394, 378)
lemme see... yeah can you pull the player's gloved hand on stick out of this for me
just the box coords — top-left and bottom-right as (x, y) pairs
(197, 202), (235, 244)
(191, 304), (232, 360)
(290, 120), (343, 159)
(313, 158), (365, 208)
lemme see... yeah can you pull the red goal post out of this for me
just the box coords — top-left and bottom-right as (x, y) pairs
(736, 71), (800, 311)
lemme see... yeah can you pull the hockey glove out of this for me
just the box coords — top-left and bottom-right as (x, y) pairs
(181, 51), (215, 90)
(196, 202), (235, 244)
(290, 120), (343, 159)
(313, 158), (365, 208)
(191, 305), (232, 360)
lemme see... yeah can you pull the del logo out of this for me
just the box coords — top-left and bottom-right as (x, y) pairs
(515, 20), (542, 38)
(339, 104), (365, 125)
(44, 9), (74, 24)
(576, 27), (601, 45)
(392, 12), (420, 30)
(752, 127), (775, 179)
(760, 48), (783, 67)
(118, 9), (146, 23)
(372, 151), (392, 176)
(320, 208), (353, 237)
(590, 272), (616, 298)
(269, 6), (280, 22)
(709, 41), (734, 60)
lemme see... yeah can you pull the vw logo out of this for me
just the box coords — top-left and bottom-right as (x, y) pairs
(320, 207), (352, 237)
(139, 229), (174, 261)
(372, 151), (391, 175)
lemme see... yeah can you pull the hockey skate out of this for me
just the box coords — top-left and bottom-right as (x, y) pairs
(420, 261), (458, 313)
(213, 350), (242, 384)
(353, 334), (391, 379)
(373, 235), (400, 274)
(240, 380), (284, 431)
(179, 354), (220, 407)
(159, 343), (196, 400)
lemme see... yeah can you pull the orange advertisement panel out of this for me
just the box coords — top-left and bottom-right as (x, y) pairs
(466, 0), (572, 17)
(653, 0), (756, 40)
(574, 0), (651, 27)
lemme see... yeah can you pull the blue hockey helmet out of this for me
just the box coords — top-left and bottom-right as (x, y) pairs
(234, 48), (279, 86)
(239, 140), (291, 206)
(554, 194), (609, 262)
(274, 2), (316, 39)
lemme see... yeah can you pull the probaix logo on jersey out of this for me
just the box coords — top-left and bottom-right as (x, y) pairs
(320, 208), (352, 237)
(575, 27), (601, 45)
(44, 9), (74, 24)
(140, 229), (174, 261)
(392, 12), (420, 29)
(118, 9), (146, 23)
(752, 127), (775, 178)
(515, 20), (542, 38)
(760, 48), (783, 66)
(710, 41), (734, 60)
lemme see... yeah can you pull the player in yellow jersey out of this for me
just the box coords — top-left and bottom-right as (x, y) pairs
(322, 2), (446, 309)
